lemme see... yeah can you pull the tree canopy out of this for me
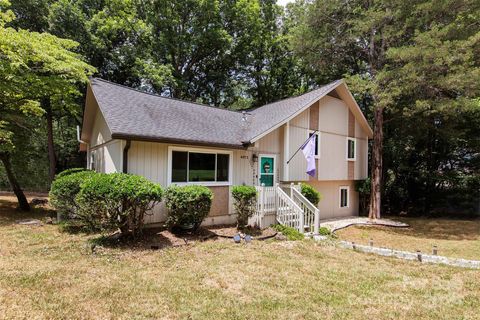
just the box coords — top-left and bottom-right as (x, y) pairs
(1, 0), (478, 215)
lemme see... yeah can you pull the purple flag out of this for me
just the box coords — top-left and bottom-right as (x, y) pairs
(301, 135), (316, 177)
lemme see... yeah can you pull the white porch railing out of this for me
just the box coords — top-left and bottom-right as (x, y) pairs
(290, 183), (320, 235)
(251, 183), (320, 234)
(276, 186), (304, 231)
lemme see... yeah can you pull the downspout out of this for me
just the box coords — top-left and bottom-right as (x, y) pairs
(76, 125), (88, 144)
(123, 140), (131, 173)
(77, 125), (90, 169)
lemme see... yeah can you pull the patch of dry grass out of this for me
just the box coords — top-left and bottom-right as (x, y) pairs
(0, 196), (479, 319)
(336, 217), (480, 260)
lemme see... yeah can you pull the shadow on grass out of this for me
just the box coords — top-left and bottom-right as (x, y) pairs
(88, 226), (218, 251)
(0, 199), (55, 226)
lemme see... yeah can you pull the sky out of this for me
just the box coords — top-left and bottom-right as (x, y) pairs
(277, 0), (295, 6)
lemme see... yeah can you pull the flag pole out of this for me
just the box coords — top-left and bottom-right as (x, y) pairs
(286, 130), (318, 164)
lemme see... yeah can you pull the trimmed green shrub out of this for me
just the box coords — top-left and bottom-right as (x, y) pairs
(300, 183), (322, 206)
(164, 185), (213, 230)
(318, 226), (331, 236)
(272, 224), (304, 240)
(231, 185), (257, 229)
(76, 173), (163, 235)
(55, 168), (90, 179)
(49, 170), (96, 219)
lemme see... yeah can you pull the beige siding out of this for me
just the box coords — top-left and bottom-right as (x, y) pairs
(288, 109), (309, 181)
(318, 96), (348, 136)
(317, 132), (348, 180)
(354, 138), (368, 180)
(306, 180), (359, 220)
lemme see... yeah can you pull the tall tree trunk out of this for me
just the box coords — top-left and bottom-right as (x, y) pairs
(43, 97), (56, 183)
(369, 106), (384, 219)
(0, 153), (30, 211)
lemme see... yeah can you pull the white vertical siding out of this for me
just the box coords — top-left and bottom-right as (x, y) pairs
(90, 109), (111, 147)
(127, 141), (168, 224)
(90, 140), (122, 173)
(252, 127), (283, 185)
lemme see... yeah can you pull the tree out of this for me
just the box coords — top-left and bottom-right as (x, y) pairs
(0, 0), (94, 208)
(291, 0), (410, 219)
(291, 0), (480, 217)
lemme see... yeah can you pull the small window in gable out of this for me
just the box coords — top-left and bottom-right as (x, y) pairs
(346, 137), (356, 161)
(309, 131), (320, 158)
(339, 186), (349, 208)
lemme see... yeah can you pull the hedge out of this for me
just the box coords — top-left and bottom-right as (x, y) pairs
(76, 173), (163, 235)
(55, 168), (90, 179)
(231, 185), (257, 228)
(164, 185), (213, 230)
(49, 170), (96, 219)
(300, 183), (322, 206)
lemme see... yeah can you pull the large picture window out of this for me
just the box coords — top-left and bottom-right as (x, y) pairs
(170, 148), (231, 184)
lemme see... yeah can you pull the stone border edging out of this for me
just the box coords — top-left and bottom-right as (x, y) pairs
(212, 230), (278, 241)
(338, 240), (480, 269)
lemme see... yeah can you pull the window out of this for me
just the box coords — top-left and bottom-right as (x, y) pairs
(346, 137), (356, 161)
(309, 131), (320, 158)
(339, 186), (349, 208)
(169, 148), (231, 184)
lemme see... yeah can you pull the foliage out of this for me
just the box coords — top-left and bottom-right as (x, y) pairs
(76, 173), (163, 235)
(355, 179), (371, 195)
(164, 185), (213, 230)
(300, 183), (321, 206)
(0, 0), (94, 207)
(272, 224), (304, 241)
(49, 170), (95, 219)
(55, 167), (89, 179)
(231, 185), (257, 228)
(292, 0), (480, 216)
(318, 226), (332, 237)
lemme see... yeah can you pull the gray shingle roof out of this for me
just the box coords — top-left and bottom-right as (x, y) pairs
(89, 78), (343, 147)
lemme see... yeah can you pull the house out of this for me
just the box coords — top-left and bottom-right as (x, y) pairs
(80, 78), (373, 230)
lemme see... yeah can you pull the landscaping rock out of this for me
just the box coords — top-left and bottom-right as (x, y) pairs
(275, 232), (287, 241)
(16, 219), (42, 226)
(31, 198), (48, 206)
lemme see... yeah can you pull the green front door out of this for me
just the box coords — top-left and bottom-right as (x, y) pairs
(259, 156), (275, 186)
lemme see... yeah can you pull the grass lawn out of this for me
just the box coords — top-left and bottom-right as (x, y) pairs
(336, 217), (480, 260)
(0, 196), (479, 319)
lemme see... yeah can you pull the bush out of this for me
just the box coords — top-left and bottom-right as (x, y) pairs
(231, 185), (257, 229)
(164, 185), (213, 230)
(55, 168), (90, 179)
(272, 224), (304, 240)
(76, 173), (163, 235)
(318, 226), (332, 236)
(49, 170), (96, 219)
(300, 183), (322, 206)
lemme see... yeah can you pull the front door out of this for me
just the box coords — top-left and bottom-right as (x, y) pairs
(259, 155), (276, 186)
